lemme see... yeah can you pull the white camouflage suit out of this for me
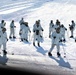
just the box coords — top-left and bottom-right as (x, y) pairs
(49, 20), (55, 38)
(69, 20), (75, 37)
(22, 22), (31, 41)
(0, 20), (6, 28)
(49, 28), (61, 53)
(19, 23), (25, 41)
(19, 22), (31, 41)
(60, 25), (67, 41)
(9, 20), (16, 38)
(33, 21), (43, 45)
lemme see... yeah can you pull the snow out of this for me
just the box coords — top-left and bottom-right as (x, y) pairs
(0, 0), (76, 74)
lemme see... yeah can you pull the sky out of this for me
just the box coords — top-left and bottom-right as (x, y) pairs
(0, 0), (76, 75)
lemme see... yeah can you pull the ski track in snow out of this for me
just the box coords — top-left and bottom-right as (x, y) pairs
(0, 1), (34, 14)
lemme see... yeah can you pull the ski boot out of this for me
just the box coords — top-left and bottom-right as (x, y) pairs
(13, 36), (16, 38)
(33, 42), (35, 46)
(48, 52), (52, 56)
(38, 42), (40, 47)
(9, 36), (12, 39)
(3, 50), (7, 55)
(63, 39), (66, 42)
(21, 38), (23, 41)
(25, 39), (28, 42)
(70, 35), (73, 38)
(57, 52), (60, 57)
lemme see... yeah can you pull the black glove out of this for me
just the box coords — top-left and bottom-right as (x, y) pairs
(33, 30), (35, 32)
(59, 39), (62, 42)
(30, 31), (31, 33)
(19, 32), (22, 35)
(65, 28), (67, 30)
(53, 36), (56, 39)
(42, 29), (44, 31)
(7, 38), (8, 41)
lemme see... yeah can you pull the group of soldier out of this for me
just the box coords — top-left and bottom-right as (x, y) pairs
(0, 18), (75, 56)
(48, 19), (75, 57)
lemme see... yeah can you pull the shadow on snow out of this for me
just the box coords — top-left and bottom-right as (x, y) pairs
(35, 46), (48, 55)
(49, 56), (72, 69)
(0, 55), (8, 65)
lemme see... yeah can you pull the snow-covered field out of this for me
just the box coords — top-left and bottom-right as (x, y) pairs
(0, 0), (76, 75)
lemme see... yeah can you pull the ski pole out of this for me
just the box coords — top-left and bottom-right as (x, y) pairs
(62, 43), (66, 58)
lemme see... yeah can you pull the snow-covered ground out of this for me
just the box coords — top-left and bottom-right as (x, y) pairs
(0, 0), (76, 75)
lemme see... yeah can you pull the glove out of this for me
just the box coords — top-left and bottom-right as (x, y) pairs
(7, 38), (8, 41)
(53, 36), (56, 39)
(19, 32), (22, 35)
(42, 29), (44, 31)
(65, 28), (67, 30)
(30, 31), (31, 33)
(59, 39), (62, 42)
(33, 30), (35, 32)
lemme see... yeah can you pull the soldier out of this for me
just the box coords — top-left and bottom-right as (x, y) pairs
(53, 19), (61, 30)
(9, 20), (16, 39)
(69, 20), (75, 38)
(48, 27), (62, 57)
(33, 21), (43, 47)
(0, 28), (8, 55)
(0, 20), (6, 29)
(60, 24), (67, 42)
(19, 17), (24, 31)
(49, 20), (54, 38)
(22, 22), (31, 42)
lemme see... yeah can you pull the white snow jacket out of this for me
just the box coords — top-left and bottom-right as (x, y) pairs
(33, 24), (43, 35)
(51, 31), (61, 45)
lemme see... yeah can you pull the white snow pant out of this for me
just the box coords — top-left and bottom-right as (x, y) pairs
(33, 34), (40, 43)
(0, 43), (6, 50)
(61, 34), (65, 40)
(71, 30), (74, 36)
(10, 28), (15, 37)
(3, 43), (6, 50)
(23, 32), (28, 40)
(49, 44), (60, 53)
(19, 30), (24, 39)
